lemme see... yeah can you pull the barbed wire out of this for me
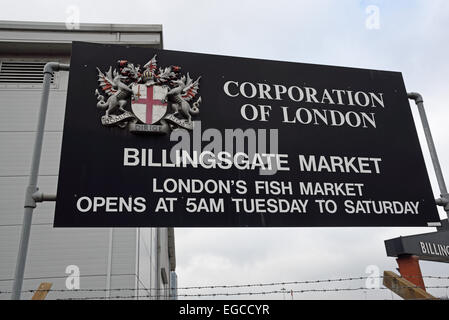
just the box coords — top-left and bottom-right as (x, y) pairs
(59, 285), (449, 300)
(1, 274), (448, 295)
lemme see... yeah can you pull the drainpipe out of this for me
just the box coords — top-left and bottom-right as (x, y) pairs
(11, 62), (70, 300)
(408, 93), (449, 216)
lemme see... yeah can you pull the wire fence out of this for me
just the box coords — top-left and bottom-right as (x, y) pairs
(61, 285), (449, 300)
(1, 274), (449, 299)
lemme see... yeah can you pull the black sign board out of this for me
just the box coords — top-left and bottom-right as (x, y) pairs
(385, 230), (449, 263)
(54, 42), (440, 227)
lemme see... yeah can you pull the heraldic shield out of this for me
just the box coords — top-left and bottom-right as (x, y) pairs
(131, 84), (168, 125)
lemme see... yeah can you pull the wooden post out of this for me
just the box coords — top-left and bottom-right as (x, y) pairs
(383, 271), (438, 300)
(31, 282), (52, 300)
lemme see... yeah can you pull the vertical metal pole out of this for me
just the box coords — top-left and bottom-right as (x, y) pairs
(408, 92), (449, 216)
(156, 228), (161, 300)
(135, 228), (140, 300)
(105, 228), (114, 299)
(11, 62), (69, 300)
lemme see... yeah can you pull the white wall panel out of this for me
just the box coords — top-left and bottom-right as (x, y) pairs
(0, 55), (69, 133)
(0, 225), (109, 280)
(0, 276), (107, 300)
(0, 226), (22, 281)
(109, 275), (139, 300)
(138, 228), (154, 299)
(0, 131), (62, 176)
(0, 176), (57, 225)
(110, 228), (136, 275)
(0, 90), (68, 132)
(0, 274), (139, 300)
(159, 228), (171, 275)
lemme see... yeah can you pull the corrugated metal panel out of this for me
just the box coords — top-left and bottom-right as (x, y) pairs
(0, 225), (109, 279)
(0, 90), (67, 132)
(138, 240), (152, 288)
(110, 229), (137, 275)
(27, 227), (110, 278)
(0, 276), (108, 300)
(0, 226), (139, 299)
(0, 56), (66, 89)
(0, 176), (56, 225)
(159, 228), (171, 273)
(157, 228), (172, 299)
(0, 274), (138, 300)
(0, 61), (54, 84)
(0, 131), (62, 176)
(138, 228), (157, 299)
(110, 275), (138, 300)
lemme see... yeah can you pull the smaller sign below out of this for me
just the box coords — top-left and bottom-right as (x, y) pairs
(385, 227), (449, 263)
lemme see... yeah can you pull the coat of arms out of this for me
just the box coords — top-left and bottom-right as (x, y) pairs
(94, 55), (201, 134)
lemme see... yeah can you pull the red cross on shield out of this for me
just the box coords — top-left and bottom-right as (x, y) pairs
(131, 84), (168, 124)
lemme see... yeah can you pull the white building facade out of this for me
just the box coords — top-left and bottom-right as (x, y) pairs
(0, 21), (176, 300)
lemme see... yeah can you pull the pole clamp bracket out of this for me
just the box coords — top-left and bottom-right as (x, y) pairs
(24, 186), (38, 208)
(436, 195), (449, 211)
(32, 191), (57, 203)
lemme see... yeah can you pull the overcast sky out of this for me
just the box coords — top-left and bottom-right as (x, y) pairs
(2, 0), (449, 299)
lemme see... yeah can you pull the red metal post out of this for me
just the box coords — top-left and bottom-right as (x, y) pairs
(396, 255), (426, 291)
